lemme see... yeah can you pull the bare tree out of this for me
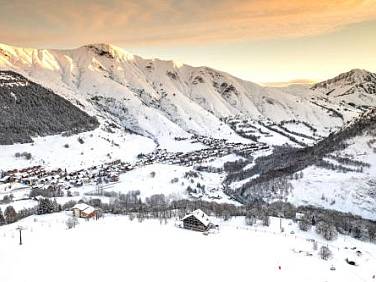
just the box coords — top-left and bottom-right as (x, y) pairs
(319, 246), (332, 260)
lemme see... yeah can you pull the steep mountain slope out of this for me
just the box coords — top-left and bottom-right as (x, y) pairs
(0, 70), (98, 145)
(1, 43), (372, 149)
(310, 69), (376, 113)
(0, 43), (245, 145)
(227, 108), (376, 219)
(312, 69), (376, 97)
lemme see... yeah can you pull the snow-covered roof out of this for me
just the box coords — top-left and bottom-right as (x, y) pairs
(82, 206), (96, 215)
(0, 175), (10, 182)
(182, 209), (211, 227)
(72, 203), (96, 213)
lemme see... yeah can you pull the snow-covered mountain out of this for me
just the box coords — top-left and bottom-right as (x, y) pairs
(312, 68), (376, 97)
(1, 42), (374, 148)
(311, 69), (376, 113)
(1, 42), (376, 219)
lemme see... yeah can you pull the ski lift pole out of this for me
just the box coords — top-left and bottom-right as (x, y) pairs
(16, 226), (25, 245)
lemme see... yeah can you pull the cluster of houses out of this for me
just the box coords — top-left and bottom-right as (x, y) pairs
(0, 135), (263, 227)
(136, 134), (267, 167)
(1, 133), (266, 196)
(1, 166), (47, 185)
(0, 160), (129, 196)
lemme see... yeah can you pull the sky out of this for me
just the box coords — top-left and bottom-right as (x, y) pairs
(0, 0), (375, 83)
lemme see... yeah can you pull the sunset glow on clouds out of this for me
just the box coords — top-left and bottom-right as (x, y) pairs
(1, 0), (375, 82)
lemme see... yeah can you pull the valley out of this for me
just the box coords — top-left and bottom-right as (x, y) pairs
(0, 42), (375, 242)
(2, 2), (376, 281)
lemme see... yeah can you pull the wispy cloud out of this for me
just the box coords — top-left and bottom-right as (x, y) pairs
(261, 79), (316, 87)
(1, 0), (376, 47)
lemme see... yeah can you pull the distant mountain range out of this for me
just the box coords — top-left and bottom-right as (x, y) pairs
(1, 42), (375, 147)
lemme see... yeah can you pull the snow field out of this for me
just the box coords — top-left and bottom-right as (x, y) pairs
(0, 128), (156, 171)
(0, 213), (375, 282)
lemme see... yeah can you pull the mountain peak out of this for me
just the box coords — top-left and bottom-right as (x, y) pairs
(311, 68), (376, 91)
(83, 43), (134, 60)
(347, 68), (373, 80)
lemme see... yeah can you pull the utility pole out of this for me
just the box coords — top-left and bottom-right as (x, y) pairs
(16, 226), (25, 245)
(278, 212), (283, 233)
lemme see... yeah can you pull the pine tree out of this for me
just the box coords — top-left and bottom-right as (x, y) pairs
(37, 198), (55, 214)
(0, 208), (6, 225)
(4, 206), (17, 224)
(298, 214), (312, 231)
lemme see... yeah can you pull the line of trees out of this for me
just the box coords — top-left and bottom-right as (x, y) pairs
(0, 195), (375, 243)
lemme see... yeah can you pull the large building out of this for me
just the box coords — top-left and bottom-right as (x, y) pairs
(182, 209), (212, 232)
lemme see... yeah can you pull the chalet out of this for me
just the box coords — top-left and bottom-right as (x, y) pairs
(109, 172), (119, 182)
(71, 203), (98, 219)
(182, 209), (212, 232)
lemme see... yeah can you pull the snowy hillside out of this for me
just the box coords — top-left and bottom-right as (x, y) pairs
(0, 70), (99, 145)
(289, 113), (376, 219)
(227, 108), (376, 220)
(1, 42), (374, 149)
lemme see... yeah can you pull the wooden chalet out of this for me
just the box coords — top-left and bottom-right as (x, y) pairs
(182, 209), (212, 232)
(71, 203), (99, 219)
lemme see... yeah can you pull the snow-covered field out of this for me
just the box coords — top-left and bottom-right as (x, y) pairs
(0, 128), (156, 171)
(288, 165), (376, 220)
(112, 164), (239, 204)
(0, 213), (375, 282)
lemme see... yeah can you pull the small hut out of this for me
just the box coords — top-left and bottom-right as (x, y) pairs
(182, 209), (212, 232)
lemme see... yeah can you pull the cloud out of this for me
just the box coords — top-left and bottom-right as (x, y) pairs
(261, 79), (316, 87)
(1, 0), (376, 47)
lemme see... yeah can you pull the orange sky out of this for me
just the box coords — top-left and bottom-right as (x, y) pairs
(1, 0), (376, 82)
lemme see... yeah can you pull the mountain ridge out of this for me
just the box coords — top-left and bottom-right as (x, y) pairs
(1, 42), (375, 148)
